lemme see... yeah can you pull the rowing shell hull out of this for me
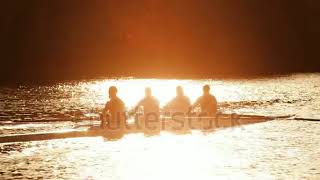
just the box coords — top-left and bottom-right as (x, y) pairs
(0, 115), (276, 143)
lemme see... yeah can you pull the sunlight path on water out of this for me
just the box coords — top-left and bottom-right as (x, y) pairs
(1, 120), (320, 179)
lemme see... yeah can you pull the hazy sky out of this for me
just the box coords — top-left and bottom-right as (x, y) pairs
(0, 0), (319, 83)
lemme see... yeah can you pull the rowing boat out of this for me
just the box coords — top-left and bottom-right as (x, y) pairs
(0, 114), (291, 143)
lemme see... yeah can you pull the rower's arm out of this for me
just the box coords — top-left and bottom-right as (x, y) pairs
(134, 100), (143, 112)
(213, 96), (218, 114)
(163, 100), (172, 111)
(104, 102), (110, 112)
(102, 102), (110, 115)
(100, 102), (110, 125)
(189, 98), (200, 112)
(186, 97), (191, 107)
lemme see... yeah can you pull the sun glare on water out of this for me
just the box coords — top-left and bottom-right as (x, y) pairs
(77, 78), (245, 110)
(52, 79), (269, 178)
(3, 75), (320, 179)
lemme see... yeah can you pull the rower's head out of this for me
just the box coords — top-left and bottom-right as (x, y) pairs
(108, 86), (118, 99)
(203, 85), (210, 95)
(145, 87), (152, 97)
(176, 86), (184, 97)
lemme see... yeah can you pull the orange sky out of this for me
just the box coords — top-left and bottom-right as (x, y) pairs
(0, 0), (318, 82)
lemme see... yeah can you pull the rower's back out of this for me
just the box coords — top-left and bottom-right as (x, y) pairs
(164, 86), (190, 114)
(193, 85), (218, 116)
(105, 97), (126, 122)
(196, 94), (217, 116)
(135, 88), (159, 118)
(103, 86), (126, 129)
(135, 87), (160, 134)
(137, 96), (160, 116)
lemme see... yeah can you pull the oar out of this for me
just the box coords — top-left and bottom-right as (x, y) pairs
(293, 117), (320, 122)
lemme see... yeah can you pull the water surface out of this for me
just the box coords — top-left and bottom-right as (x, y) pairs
(0, 73), (320, 179)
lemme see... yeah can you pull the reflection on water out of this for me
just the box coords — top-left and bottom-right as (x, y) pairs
(1, 121), (320, 179)
(0, 73), (320, 179)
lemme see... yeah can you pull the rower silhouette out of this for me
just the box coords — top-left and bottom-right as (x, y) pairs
(134, 87), (160, 116)
(134, 87), (160, 134)
(189, 85), (217, 116)
(163, 86), (191, 115)
(101, 86), (126, 132)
